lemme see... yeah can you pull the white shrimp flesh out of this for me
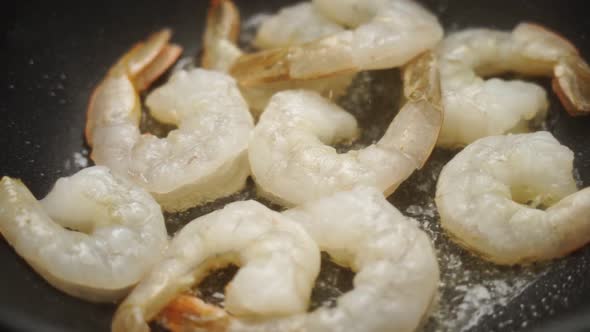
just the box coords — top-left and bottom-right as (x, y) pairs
(254, 2), (345, 49)
(436, 131), (590, 265)
(0, 166), (168, 302)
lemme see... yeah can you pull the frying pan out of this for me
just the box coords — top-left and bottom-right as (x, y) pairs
(1, 0), (590, 331)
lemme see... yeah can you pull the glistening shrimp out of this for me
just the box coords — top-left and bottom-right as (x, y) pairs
(436, 132), (590, 265)
(111, 200), (320, 332)
(155, 186), (439, 332)
(248, 51), (442, 206)
(87, 29), (254, 212)
(0, 167), (168, 302)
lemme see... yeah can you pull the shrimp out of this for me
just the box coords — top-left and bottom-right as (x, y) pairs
(87, 29), (254, 212)
(155, 186), (439, 332)
(0, 166), (168, 302)
(435, 132), (590, 265)
(111, 200), (320, 332)
(202, 0), (354, 115)
(437, 23), (590, 148)
(229, 0), (443, 86)
(249, 51), (442, 206)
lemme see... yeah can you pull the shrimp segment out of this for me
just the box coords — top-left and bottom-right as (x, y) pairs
(203, 0), (354, 115)
(0, 166), (168, 302)
(87, 29), (254, 212)
(249, 51), (442, 206)
(254, 2), (344, 49)
(437, 23), (590, 148)
(111, 201), (320, 332)
(230, 0), (443, 85)
(157, 186), (439, 332)
(435, 132), (590, 265)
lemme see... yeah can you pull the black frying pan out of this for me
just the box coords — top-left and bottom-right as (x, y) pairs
(1, 0), (590, 331)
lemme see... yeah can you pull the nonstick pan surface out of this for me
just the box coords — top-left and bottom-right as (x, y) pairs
(1, 0), (590, 331)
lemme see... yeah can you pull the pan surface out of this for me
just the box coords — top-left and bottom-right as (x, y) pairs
(1, 0), (590, 331)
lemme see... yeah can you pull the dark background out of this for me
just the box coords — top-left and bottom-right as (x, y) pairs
(1, 0), (590, 331)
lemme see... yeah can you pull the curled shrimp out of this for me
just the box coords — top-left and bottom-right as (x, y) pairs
(0, 166), (168, 302)
(229, 0), (443, 86)
(437, 23), (590, 148)
(249, 51), (442, 206)
(87, 29), (254, 212)
(203, 0), (354, 114)
(156, 186), (439, 332)
(111, 200), (320, 332)
(435, 132), (590, 265)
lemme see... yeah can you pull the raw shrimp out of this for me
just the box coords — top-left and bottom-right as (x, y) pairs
(437, 23), (590, 148)
(435, 132), (590, 265)
(249, 51), (442, 206)
(87, 29), (254, 212)
(111, 200), (320, 332)
(0, 166), (168, 302)
(156, 186), (439, 332)
(202, 0), (354, 114)
(229, 0), (443, 86)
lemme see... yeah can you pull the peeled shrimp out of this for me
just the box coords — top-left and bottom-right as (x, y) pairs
(111, 200), (320, 332)
(87, 29), (254, 212)
(202, 0), (354, 114)
(435, 132), (590, 265)
(437, 23), (590, 148)
(230, 0), (443, 86)
(0, 166), (168, 302)
(249, 51), (442, 206)
(156, 186), (439, 332)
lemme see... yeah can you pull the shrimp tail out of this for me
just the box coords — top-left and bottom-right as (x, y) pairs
(108, 28), (182, 89)
(553, 56), (590, 116)
(202, 0), (243, 71)
(395, 51), (443, 169)
(158, 295), (230, 332)
(403, 51), (442, 108)
(206, 0), (240, 44)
